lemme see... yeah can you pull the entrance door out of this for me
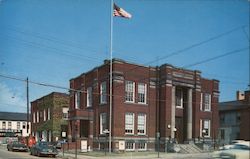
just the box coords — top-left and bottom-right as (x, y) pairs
(175, 117), (184, 143)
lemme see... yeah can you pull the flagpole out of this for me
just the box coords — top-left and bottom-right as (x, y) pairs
(109, 0), (113, 154)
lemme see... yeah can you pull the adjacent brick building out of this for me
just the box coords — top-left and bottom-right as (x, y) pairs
(219, 90), (250, 145)
(68, 59), (219, 151)
(31, 92), (69, 142)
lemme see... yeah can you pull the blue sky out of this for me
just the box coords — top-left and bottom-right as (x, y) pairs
(0, 0), (249, 113)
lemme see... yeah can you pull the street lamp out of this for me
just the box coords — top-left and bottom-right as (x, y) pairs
(202, 129), (206, 144)
(173, 128), (177, 143)
(103, 129), (109, 156)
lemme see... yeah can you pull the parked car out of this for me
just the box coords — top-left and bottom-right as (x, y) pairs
(30, 142), (58, 158)
(7, 141), (28, 152)
(214, 142), (250, 159)
(219, 140), (248, 150)
(54, 139), (67, 149)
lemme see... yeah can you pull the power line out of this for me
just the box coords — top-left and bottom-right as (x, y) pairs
(0, 73), (232, 105)
(1, 24), (108, 58)
(112, 25), (248, 78)
(0, 33), (104, 63)
(182, 47), (249, 68)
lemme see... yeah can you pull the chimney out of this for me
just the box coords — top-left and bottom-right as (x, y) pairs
(236, 91), (245, 100)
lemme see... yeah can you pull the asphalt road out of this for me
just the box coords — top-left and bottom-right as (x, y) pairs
(0, 144), (214, 159)
(0, 146), (59, 159)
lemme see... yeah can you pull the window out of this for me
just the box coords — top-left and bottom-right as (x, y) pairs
(204, 93), (211, 111)
(125, 113), (134, 134)
(37, 111), (39, 123)
(137, 114), (146, 135)
(100, 113), (107, 134)
(100, 82), (107, 104)
(22, 122), (26, 129)
(200, 93), (203, 110)
(17, 122), (20, 130)
(43, 109), (46, 121)
(138, 83), (147, 104)
(138, 141), (147, 151)
(62, 108), (69, 120)
(176, 88), (183, 108)
(33, 112), (36, 123)
(125, 81), (135, 102)
(125, 141), (135, 151)
(75, 92), (80, 109)
(47, 108), (51, 120)
(2, 122), (6, 129)
(200, 119), (210, 137)
(8, 122), (12, 129)
(87, 87), (92, 107)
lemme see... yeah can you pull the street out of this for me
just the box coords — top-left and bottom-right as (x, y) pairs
(0, 146), (59, 159)
(0, 144), (214, 159)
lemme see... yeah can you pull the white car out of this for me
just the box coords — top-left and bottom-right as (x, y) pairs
(214, 142), (250, 159)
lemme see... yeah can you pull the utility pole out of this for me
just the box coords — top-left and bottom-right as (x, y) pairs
(26, 77), (29, 134)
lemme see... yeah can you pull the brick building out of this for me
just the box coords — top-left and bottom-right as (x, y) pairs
(219, 90), (250, 145)
(31, 92), (69, 142)
(68, 59), (219, 151)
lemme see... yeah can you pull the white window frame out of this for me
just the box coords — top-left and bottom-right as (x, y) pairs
(100, 113), (107, 134)
(176, 87), (183, 108)
(87, 87), (92, 107)
(204, 93), (211, 111)
(43, 109), (46, 121)
(125, 113), (134, 134)
(47, 108), (51, 120)
(2, 121), (6, 129)
(37, 111), (39, 123)
(125, 81), (135, 103)
(138, 83), (147, 104)
(138, 141), (147, 151)
(200, 119), (211, 137)
(137, 114), (146, 135)
(200, 93), (203, 111)
(17, 122), (20, 130)
(100, 82), (107, 104)
(8, 121), (11, 129)
(75, 92), (80, 109)
(125, 141), (135, 151)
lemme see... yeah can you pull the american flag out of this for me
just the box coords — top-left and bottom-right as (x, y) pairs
(113, 3), (132, 19)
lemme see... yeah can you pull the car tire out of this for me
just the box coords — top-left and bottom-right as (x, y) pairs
(38, 152), (41, 157)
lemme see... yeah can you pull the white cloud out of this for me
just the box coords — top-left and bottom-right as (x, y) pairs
(0, 83), (26, 113)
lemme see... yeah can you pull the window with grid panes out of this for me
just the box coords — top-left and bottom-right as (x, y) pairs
(200, 119), (210, 137)
(75, 92), (80, 109)
(100, 113), (107, 134)
(138, 83), (146, 104)
(2, 122), (6, 129)
(204, 93), (211, 111)
(100, 82), (107, 104)
(176, 88), (183, 108)
(87, 87), (92, 107)
(138, 141), (147, 150)
(125, 81), (134, 102)
(8, 122), (11, 129)
(125, 113), (134, 134)
(17, 122), (20, 130)
(125, 141), (135, 150)
(137, 114), (146, 135)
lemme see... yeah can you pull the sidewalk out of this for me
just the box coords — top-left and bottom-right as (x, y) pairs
(57, 151), (213, 159)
